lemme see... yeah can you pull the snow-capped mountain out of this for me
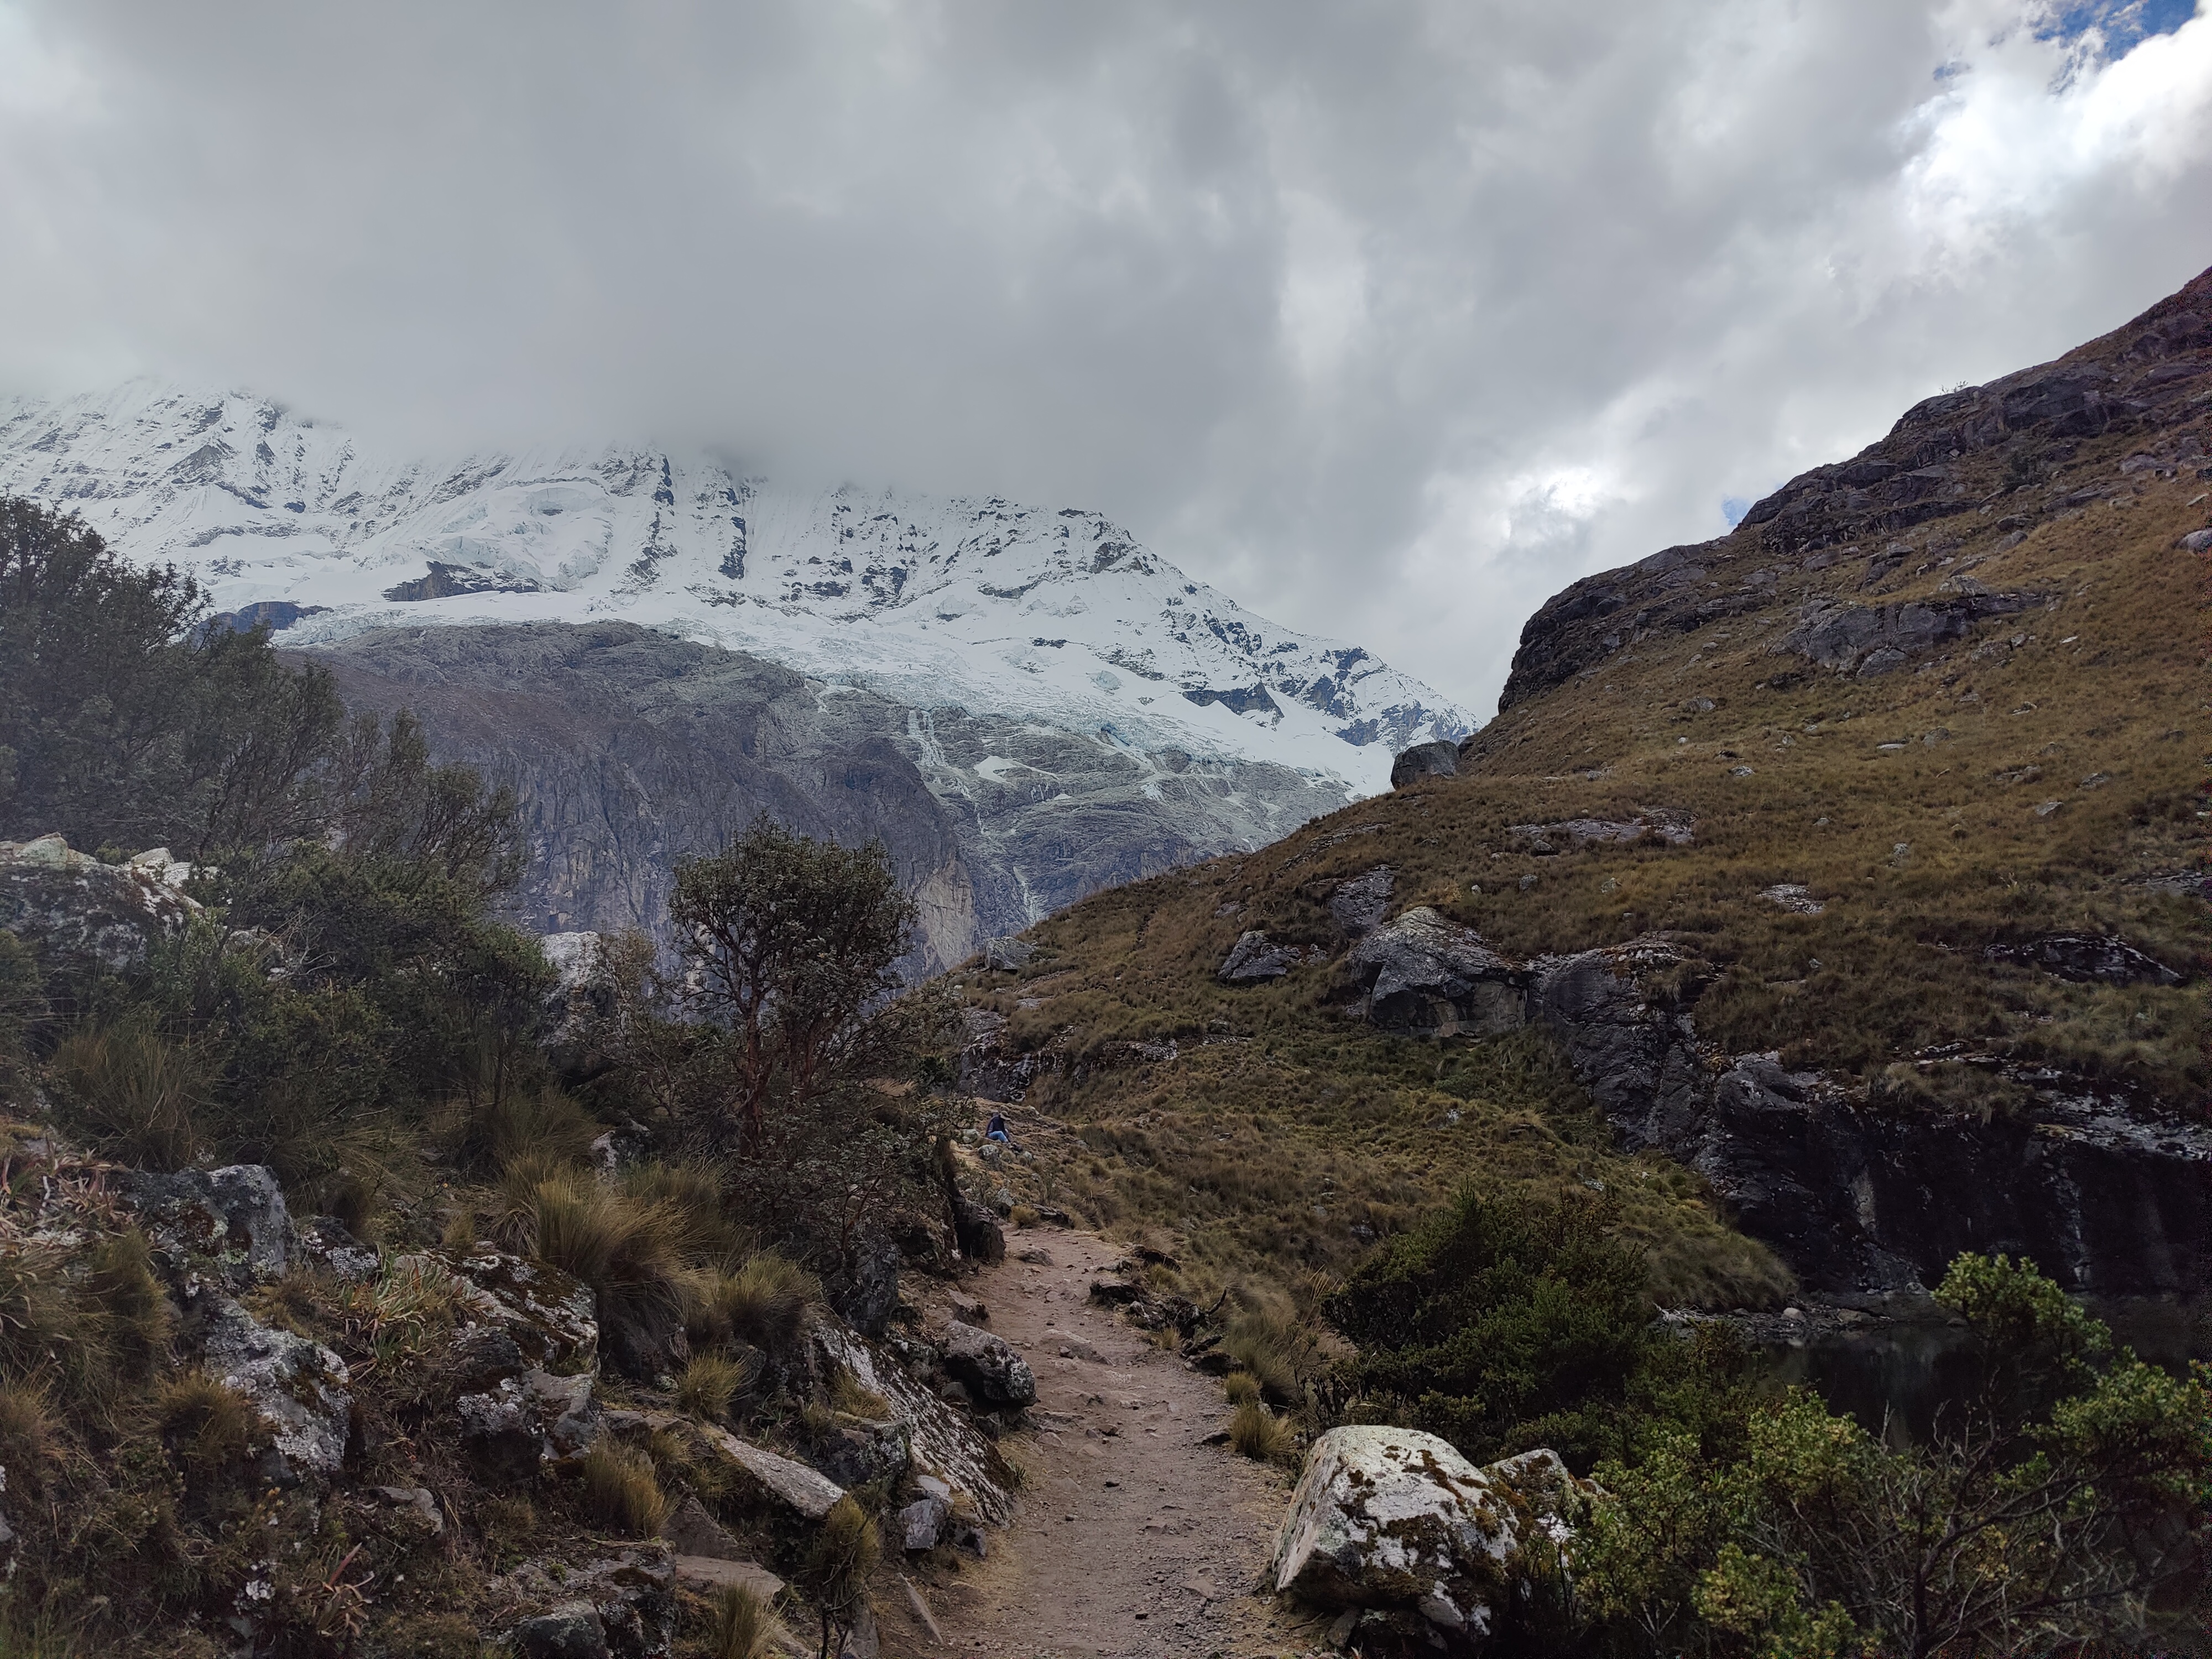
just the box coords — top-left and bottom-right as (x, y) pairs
(1, 382), (1469, 783)
(0, 380), (1475, 958)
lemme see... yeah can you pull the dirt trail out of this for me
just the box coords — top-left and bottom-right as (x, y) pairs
(881, 1229), (1318, 1658)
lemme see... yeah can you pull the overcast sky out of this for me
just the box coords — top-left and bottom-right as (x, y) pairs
(2, 1), (2208, 714)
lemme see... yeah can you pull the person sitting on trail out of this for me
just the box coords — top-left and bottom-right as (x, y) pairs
(985, 1111), (1013, 1146)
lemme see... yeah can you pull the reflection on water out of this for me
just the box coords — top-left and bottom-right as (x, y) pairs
(1760, 1298), (2212, 1446)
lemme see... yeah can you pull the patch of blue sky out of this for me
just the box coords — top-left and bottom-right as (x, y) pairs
(2036, 0), (2199, 55)
(1722, 497), (1751, 528)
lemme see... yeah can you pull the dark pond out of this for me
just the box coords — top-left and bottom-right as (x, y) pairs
(1759, 1297), (2212, 1446)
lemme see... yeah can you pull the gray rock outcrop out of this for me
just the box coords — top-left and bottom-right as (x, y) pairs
(1391, 740), (1459, 790)
(1776, 589), (2047, 677)
(197, 1296), (352, 1481)
(1271, 1427), (1584, 1640)
(1528, 946), (2212, 1296)
(1328, 866), (1395, 937)
(1347, 908), (1526, 1038)
(1983, 932), (2181, 986)
(813, 1323), (1015, 1525)
(1219, 931), (1305, 984)
(119, 1164), (295, 1290)
(310, 622), (1376, 973)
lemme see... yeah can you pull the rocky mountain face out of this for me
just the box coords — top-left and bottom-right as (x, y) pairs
(312, 622), (1350, 971)
(0, 384), (1473, 961)
(954, 264), (2212, 1308)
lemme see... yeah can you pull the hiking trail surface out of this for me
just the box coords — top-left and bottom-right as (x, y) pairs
(880, 1225), (1320, 1657)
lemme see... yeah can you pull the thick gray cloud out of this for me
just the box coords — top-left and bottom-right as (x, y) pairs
(2, 1), (2208, 711)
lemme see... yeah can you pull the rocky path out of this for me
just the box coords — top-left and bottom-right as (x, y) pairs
(883, 1229), (1317, 1658)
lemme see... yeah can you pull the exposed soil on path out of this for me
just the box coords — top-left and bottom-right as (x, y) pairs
(879, 1228), (1323, 1658)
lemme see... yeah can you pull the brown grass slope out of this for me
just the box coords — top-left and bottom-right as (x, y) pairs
(957, 266), (2212, 1310)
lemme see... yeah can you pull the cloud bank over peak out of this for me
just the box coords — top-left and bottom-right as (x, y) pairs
(0, 0), (2206, 712)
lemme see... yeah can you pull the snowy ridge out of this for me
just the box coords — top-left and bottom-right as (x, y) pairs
(0, 380), (1473, 797)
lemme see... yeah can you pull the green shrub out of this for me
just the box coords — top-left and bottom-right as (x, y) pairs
(581, 1443), (670, 1537)
(1329, 1188), (1655, 1469)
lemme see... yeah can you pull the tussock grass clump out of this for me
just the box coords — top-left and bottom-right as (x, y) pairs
(798, 1494), (879, 1642)
(1228, 1399), (1299, 1464)
(156, 1372), (261, 1480)
(826, 1363), (891, 1420)
(84, 1228), (172, 1378)
(708, 1583), (785, 1659)
(620, 1161), (745, 1260)
(581, 1442), (670, 1537)
(675, 1353), (756, 1421)
(1221, 1303), (1326, 1408)
(712, 1252), (821, 1354)
(1008, 1203), (1040, 1229)
(0, 1381), (56, 1489)
(1222, 1371), (1261, 1407)
(49, 1017), (205, 1171)
(499, 1164), (684, 1358)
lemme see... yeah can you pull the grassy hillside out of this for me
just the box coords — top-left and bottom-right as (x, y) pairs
(957, 268), (2212, 1311)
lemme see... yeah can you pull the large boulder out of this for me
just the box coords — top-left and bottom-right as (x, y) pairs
(1348, 909), (1527, 1038)
(0, 836), (202, 974)
(1390, 740), (1460, 790)
(1219, 931), (1305, 984)
(119, 1164), (295, 1291)
(939, 1319), (1036, 1409)
(1983, 932), (2182, 986)
(1328, 867), (1395, 937)
(1271, 1427), (1584, 1642)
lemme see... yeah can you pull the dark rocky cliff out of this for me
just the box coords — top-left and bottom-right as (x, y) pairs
(311, 623), (1003, 971)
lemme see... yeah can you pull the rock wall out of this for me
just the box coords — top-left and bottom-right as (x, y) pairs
(312, 622), (1353, 973)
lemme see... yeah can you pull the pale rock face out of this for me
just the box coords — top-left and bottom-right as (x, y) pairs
(1270, 1426), (1583, 1637)
(938, 1319), (1038, 1409)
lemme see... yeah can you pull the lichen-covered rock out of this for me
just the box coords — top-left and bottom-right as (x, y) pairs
(119, 1164), (294, 1291)
(296, 1215), (380, 1281)
(939, 1319), (1036, 1409)
(500, 1550), (675, 1659)
(459, 1368), (599, 1480)
(197, 1295), (351, 1482)
(1983, 931), (2182, 986)
(1271, 1427), (1583, 1640)
(1348, 908), (1527, 1038)
(395, 1245), (598, 1372)
(811, 1413), (910, 1491)
(0, 834), (202, 975)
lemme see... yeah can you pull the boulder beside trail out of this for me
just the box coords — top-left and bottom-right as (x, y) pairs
(939, 1319), (1037, 1410)
(1271, 1427), (1585, 1642)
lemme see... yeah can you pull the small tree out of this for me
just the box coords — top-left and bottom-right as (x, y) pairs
(670, 817), (917, 1154)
